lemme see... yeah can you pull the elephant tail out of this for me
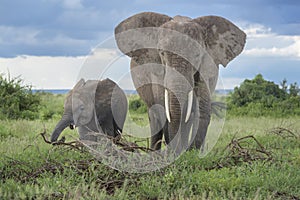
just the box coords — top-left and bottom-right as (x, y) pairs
(211, 101), (227, 118)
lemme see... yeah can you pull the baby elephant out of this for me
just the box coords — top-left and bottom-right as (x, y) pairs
(50, 78), (128, 142)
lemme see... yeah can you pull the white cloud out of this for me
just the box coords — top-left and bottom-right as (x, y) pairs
(77, 48), (129, 81)
(0, 55), (85, 89)
(0, 48), (132, 89)
(216, 77), (244, 90)
(243, 23), (273, 36)
(241, 23), (300, 59)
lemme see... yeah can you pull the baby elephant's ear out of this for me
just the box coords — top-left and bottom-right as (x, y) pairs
(72, 80), (98, 126)
(114, 12), (172, 58)
(193, 16), (246, 67)
(73, 79), (85, 90)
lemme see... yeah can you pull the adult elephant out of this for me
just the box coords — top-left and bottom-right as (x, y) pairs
(114, 12), (246, 153)
(50, 78), (128, 142)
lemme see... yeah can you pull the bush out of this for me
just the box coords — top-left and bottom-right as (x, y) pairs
(227, 74), (300, 117)
(228, 74), (285, 107)
(37, 92), (65, 120)
(129, 96), (147, 114)
(0, 74), (41, 120)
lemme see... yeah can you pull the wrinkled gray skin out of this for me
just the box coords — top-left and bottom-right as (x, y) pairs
(50, 78), (128, 142)
(115, 12), (246, 153)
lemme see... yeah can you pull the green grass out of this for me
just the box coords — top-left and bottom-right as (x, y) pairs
(0, 93), (300, 199)
(1, 116), (300, 199)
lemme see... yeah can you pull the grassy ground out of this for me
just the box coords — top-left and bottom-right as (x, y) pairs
(1, 115), (300, 199)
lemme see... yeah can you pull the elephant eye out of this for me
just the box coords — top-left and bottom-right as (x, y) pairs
(80, 105), (84, 111)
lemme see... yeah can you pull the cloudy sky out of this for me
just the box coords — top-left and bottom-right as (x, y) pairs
(0, 0), (299, 89)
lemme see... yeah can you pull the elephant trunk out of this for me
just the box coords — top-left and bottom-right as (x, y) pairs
(165, 86), (194, 154)
(50, 113), (73, 142)
(164, 62), (194, 124)
(163, 56), (195, 153)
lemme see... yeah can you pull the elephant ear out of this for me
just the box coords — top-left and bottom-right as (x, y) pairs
(73, 78), (85, 90)
(193, 16), (246, 67)
(72, 79), (98, 126)
(114, 12), (172, 61)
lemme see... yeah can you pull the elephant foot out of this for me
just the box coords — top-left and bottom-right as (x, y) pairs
(150, 130), (163, 150)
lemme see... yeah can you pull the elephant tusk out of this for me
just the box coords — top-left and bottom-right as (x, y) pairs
(185, 90), (193, 123)
(165, 89), (171, 123)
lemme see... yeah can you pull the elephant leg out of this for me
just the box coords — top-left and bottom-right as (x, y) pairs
(190, 115), (210, 149)
(148, 109), (164, 150)
(163, 123), (169, 144)
(191, 100), (211, 149)
(151, 129), (163, 150)
(190, 80), (211, 150)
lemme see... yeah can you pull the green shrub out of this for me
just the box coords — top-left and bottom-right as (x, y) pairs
(37, 92), (65, 120)
(0, 74), (40, 120)
(129, 99), (142, 111)
(227, 74), (300, 117)
(129, 96), (147, 114)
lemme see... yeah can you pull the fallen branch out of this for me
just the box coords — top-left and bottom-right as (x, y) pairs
(207, 135), (273, 170)
(274, 191), (300, 200)
(228, 135), (273, 161)
(268, 127), (298, 139)
(40, 130), (154, 154)
(40, 131), (83, 151)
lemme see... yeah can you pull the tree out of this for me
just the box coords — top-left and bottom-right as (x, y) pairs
(280, 78), (288, 93)
(227, 74), (300, 117)
(229, 74), (285, 107)
(289, 82), (300, 97)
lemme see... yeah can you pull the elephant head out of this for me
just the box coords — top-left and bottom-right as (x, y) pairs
(114, 12), (246, 152)
(50, 78), (128, 143)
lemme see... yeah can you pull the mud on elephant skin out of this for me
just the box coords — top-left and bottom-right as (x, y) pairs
(50, 78), (128, 143)
(114, 12), (246, 153)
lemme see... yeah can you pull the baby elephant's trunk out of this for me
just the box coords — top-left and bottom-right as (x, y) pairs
(50, 114), (72, 142)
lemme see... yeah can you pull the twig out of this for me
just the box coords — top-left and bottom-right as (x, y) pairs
(119, 145), (154, 152)
(268, 127), (298, 138)
(40, 131), (83, 151)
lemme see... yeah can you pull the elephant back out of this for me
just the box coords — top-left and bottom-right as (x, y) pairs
(95, 79), (128, 134)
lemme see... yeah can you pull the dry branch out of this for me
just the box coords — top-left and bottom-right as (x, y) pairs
(40, 130), (154, 154)
(207, 135), (273, 170)
(274, 191), (300, 200)
(268, 127), (298, 139)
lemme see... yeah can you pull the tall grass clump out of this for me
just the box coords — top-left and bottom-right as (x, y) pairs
(0, 74), (40, 120)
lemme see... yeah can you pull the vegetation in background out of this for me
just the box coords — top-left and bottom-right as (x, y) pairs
(128, 95), (147, 114)
(38, 92), (65, 120)
(227, 74), (300, 117)
(128, 74), (300, 118)
(0, 74), (40, 120)
(1, 73), (299, 121)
